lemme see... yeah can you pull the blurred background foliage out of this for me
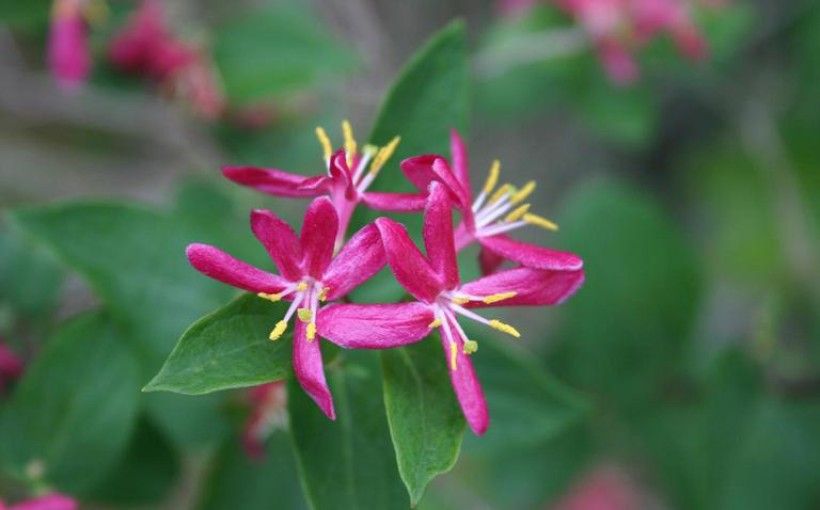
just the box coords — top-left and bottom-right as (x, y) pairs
(1, 0), (819, 508)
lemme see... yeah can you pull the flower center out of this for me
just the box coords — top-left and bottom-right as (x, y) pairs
(470, 160), (559, 238)
(257, 278), (329, 342)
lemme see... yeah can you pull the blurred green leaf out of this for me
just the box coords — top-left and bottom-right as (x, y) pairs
(289, 351), (406, 509)
(0, 226), (63, 322)
(0, 0), (49, 30)
(199, 431), (307, 510)
(381, 339), (465, 505)
(146, 294), (292, 395)
(0, 313), (140, 493)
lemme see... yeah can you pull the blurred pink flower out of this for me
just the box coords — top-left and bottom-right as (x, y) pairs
(242, 381), (288, 459)
(0, 493), (77, 510)
(551, 464), (650, 510)
(0, 339), (24, 392)
(48, 0), (91, 90)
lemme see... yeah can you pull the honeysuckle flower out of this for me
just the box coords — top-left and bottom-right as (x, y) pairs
(108, 0), (225, 118)
(318, 182), (585, 434)
(242, 381), (287, 459)
(401, 130), (583, 275)
(223, 121), (427, 249)
(0, 339), (24, 393)
(48, 0), (92, 90)
(186, 197), (386, 419)
(0, 493), (77, 510)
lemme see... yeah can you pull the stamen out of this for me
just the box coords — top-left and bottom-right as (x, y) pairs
(318, 287), (330, 302)
(488, 183), (512, 204)
(297, 308), (313, 323)
(489, 319), (521, 338)
(315, 127), (332, 162)
(269, 320), (287, 341)
(428, 318), (442, 328)
(369, 136), (401, 176)
(482, 160), (501, 194)
(463, 339), (478, 354)
(451, 296), (469, 305)
(352, 145), (377, 183)
(296, 282), (308, 291)
(449, 342), (458, 371)
(510, 181), (536, 204)
(257, 292), (282, 302)
(504, 204), (530, 223)
(482, 291), (517, 304)
(523, 213), (559, 232)
(342, 120), (357, 166)
(306, 322), (317, 341)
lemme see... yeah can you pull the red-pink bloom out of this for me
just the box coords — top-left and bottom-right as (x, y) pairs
(401, 130), (583, 275)
(186, 197), (386, 419)
(48, 0), (91, 90)
(242, 381), (287, 458)
(318, 182), (585, 434)
(551, 463), (650, 510)
(0, 493), (77, 510)
(0, 339), (24, 392)
(223, 121), (426, 249)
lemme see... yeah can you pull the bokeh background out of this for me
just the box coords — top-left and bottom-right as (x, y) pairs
(1, 0), (819, 508)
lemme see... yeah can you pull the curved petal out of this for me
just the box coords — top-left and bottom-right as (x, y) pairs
(317, 303), (434, 349)
(222, 166), (322, 198)
(450, 129), (471, 195)
(478, 234), (584, 271)
(375, 218), (443, 303)
(186, 243), (290, 293)
(329, 150), (356, 199)
(460, 267), (585, 308)
(300, 197), (338, 279)
(424, 182), (460, 289)
(250, 209), (303, 281)
(298, 174), (332, 192)
(400, 154), (440, 193)
(442, 317), (488, 435)
(322, 224), (385, 300)
(292, 321), (335, 420)
(478, 246), (505, 275)
(431, 158), (471, 210)
(361, 191), (427, 212)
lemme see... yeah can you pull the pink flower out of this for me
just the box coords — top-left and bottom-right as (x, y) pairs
(551, 463), (650, 510)
(317, 182), (585, 434)
(0, 493), (77, 510)
(48, 0), (91, 90)
(223, 121), (427, 249)
(242, 381), (287, 458)
(400, 130), (583, 275)
(0, 339), (24, 392)
(186, 197), (387, 419)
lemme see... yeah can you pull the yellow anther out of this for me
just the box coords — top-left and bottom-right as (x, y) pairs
(451, 296), (470, 305)
(296, 282), (308, 291)
(318, 287), (330, 302)
(489, 183), (512, 204)
(463, 339), (478, 355)
(257, 292), (282, 302)
(428, 318), (442, 328)
(489, 319), (521, 338)
(297, 308), (313, 323)
(362, 144), (378, 157)
(482, 160), (501, 194)
(482, 291), (517, 304)
(315, 126), (332, 161)
(504, 204), (531, 223)
(306, 322), (317, 341)
(449, 342), (458, 371)
(523, 213), (559, 232)
(342, 120), (357, 165)
(510, 181), (536, 204)
(269, 321), (288, 341)
(370, 136), (401, 176)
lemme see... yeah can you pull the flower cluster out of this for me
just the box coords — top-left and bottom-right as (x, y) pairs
(187, 123), (584, 435)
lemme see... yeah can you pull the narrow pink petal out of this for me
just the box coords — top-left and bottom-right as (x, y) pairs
(186, 243), (290, 293)
(292, 321), (335, 420)
(400, 154), (440, 193)
(321, 224), (385, 300)
(361, 192), (427, 212)
(478, 247), (506, 275)
(450, 129), (471, 194)
(250, 209), (303, 281)
(424, 182), (460, 289)
(329, 150), (356, 200)
(478, 234), (584, 271)
(375, 218), (444, 303)
(441, 318), (489, 435)
(48, 0), (90, 90)
(297, 174), (332, 192)
(431, 158), (471, 210)
(317, 303), (434, 349)
(222, 166), (322, 198)
(300, 197), (338, 279)
(9, 493), (78, 510)
(460, 267), (585, 308)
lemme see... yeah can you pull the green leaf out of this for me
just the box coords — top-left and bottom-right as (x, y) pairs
(0, 313), (140, 492)
(381, 339), (465, 505)
(289, 351), (407, 510)
(199, 432), (307, 510)
(0, 0), (49, 29)
(145, 294), (292, 395)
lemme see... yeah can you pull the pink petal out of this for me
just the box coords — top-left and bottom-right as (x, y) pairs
(450, 129), (471, 194)
(478, 234), (584, 271)
(478, 246), (506, 275)
(292, 321), (335, 419)
(48, 0), (91, 90)
(9, 493), (78, 510)
(375, 218), (444, 303)
(321, 224), (385, 300)
(424, 182), (460, 289)
(401, 156), (470, 209)
(186, 243), (290, 293)
(460, 267), (585, 308)
(598, 39), (639, 85)
(250, 209), (303, 281)
(300, 197), (338, 279)
(328, 150), (356, 200)
(441, 318), (489, 435)
(0, 342), (24, 381)
(361, 192), (427, 212)
(317, 303), (434, 349)
(222, 166), (322, 198)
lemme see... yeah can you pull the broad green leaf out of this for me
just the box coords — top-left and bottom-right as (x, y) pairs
(199, 432), (307, 510)
(0, 313), (140, 492)
(381, 339), (465, 505)
(289, 351), (406, 510)
(0, 0), (49, 29)
(145, 294), (292, 395)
